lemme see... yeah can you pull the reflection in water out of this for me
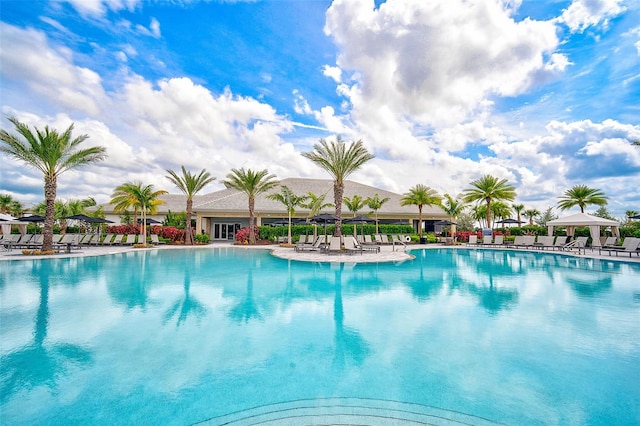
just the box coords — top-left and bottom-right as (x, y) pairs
(228, 268), (262, 323)
(164, 263), (207, 326)
(1, 261), (92, 402)
(332, 263), (369, 369)
(1, 248), (637, 425)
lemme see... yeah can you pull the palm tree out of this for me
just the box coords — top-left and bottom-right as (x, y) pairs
(166, 166), (216, 245)
(400, 184), (442, 237)
(441, 194), (465, 239)
(302, 191), (334, 239)
(110, 182), (167, 244)
(302, 137), (374, 237)
(557, 184), (608, 213)
(523, 208), (540, 226)
(490, 201), (513, 224)
(267, 185), (308, 244)
(343, 195), (366, 217)
(223, 168), (278, 244)
(0, 194), (19, 214)
(462, 175), (516, 229)
(366, 193), (390, 234)
(0, 117), (107, 251)
(512, 203), (525, 225)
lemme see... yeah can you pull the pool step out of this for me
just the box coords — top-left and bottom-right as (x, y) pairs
(198, 397), (501, 426)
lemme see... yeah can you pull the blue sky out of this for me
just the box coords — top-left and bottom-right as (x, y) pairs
(1, 0), (639, 219)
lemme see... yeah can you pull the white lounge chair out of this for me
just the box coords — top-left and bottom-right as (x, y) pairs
(327, 236), (342, 254)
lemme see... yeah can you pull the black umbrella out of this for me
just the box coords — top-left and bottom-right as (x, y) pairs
(18, 215), (45, 222)
(137, 218), (161, 225)
(630, 214), (640, 220)
(344, 215), (375, 238)
(496, 218), (522, 224)
(310, 213), (338, 239)
(435, 220), (456, 226)
(269, 219), (289, 226)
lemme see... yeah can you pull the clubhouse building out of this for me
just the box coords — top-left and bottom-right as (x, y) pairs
(101, 178), (448, 241)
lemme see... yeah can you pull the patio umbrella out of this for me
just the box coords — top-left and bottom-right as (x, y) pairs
(18, 215), (45, 222)
(310, 213), (338, 241)
(344, 215), (375, 239)
(630, 214), (640, 220)
(137, 218), (161, 225)
(496, 218), (523, 228)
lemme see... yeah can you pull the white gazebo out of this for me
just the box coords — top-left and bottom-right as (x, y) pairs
(546, 212), (620, 247)
(0, 213), (28, 236)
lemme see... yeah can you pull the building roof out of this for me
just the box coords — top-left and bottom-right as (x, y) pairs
(100, 178), (446, 219)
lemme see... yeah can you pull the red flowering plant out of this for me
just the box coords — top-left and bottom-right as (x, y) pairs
(235, 226), (259, 244)
(107, 224), (139, 235)
(160, 226), (184, 243)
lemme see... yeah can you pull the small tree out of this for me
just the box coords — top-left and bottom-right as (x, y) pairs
(166, 166), (216, 245)
(535, 207), (557, 227)
(223, 168), (278, 244)
(366, 193), (390, 234)
(523, 208), (541, 226)
(400, 184), (442, 237)
(267, 185), (308, 244)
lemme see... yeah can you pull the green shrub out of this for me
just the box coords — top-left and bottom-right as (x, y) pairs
(194, 234), (210, 244)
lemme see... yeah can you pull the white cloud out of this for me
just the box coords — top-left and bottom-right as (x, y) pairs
(0, 23), (107, 115)
(135, 17), (161, 38)
(322, 65), (342, 83)
(559, 0), (626, 33)
(64, 0), (140, 18)
(325, 0), (565, 130)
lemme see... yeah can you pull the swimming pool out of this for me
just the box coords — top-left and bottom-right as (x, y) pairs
(1, 248), (638, 425)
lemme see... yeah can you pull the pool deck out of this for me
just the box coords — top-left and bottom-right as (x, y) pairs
(2, 241), (639, 263)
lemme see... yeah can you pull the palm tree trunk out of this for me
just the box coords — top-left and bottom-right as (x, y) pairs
(249, 197), (256, 244)
(287, 210), (292, 245)
(486, 198), (492, 229)
(418, 205), (423, 236)
(185, 198), (194, 245)
(334, 181), (343, 237)
(42, 175), (56, 252)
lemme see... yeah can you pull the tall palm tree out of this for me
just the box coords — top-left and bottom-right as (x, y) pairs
(557, 184), (608, 213)
(441, 194), (465, 239)
(302, 137), (374, 237)
(0, 117), (107, 251)
(523, 208), (540, 226)
(400, 184), (442, 237)
(490, 201), (513, 224)
(223, 168), (278, 244)
(110, 182), (167, 244)
(462, 175), (516, 229)
(166, 166), (216, 245)
(366, 193), (390, 234)
(512, 203), (525, 224)
(267, 185), (308, 244)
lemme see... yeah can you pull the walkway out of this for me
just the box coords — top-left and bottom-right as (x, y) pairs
(1, 241), (639, 263)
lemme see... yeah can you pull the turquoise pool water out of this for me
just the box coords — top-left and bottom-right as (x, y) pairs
(1, 248), (639, 425)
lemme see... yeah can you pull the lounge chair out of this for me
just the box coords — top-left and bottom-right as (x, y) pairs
(100, 233), (115, 245)
(111, 234), (124, 245)
(295, 236), (324, 252)
(534, 236), (555, 250)
(297, 235), (308, 244)
(467, 235), (478, 246)
(327, 236), (342, 254)
(491, 235), (504, 247)
(481, 235), (493, 245)
(363, 235), (375, 245)
(343, 236), (363, 255)
(122, 234), (137, 245)
(26, 234), (44, 247)
(600, 236), (617, 249)
(150, 234), (165, 245)
(601, 237), (640, 257)
(509, 236), (526, 248)
(551, 236), (567, 250)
